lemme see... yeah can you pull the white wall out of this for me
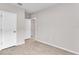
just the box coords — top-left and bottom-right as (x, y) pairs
(0, 3), (25, 45)
(32, 4), (79, 54)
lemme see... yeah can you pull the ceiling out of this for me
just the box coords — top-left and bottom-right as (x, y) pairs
(12, 3), (55, 13)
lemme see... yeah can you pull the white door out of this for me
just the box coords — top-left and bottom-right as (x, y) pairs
(2, 11), (17, 49)
(25, 19), (31, 39)
(0, 11), (2, 50)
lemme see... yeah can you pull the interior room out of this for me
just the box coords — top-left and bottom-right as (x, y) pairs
(0, 3), (79, 55)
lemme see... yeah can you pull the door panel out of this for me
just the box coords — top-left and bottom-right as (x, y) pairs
(25, 19), (31, 39)
(2, 11), (17, 49)
(0, 11), (2, 50)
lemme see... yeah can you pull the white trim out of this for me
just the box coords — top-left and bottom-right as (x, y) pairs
(16, 41), (25, 46)
(0, 48), (2, 51)
(24, 37), (31, 40)
(0, 41), (25, 51)
(35, 39), (79, 55)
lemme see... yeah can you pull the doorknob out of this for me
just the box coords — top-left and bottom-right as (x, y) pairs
(13, 31), (16, 33)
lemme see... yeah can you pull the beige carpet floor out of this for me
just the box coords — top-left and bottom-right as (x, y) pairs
(0, 39), (75, 55)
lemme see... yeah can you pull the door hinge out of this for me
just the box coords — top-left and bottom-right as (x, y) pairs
(0, 14), (3, 17)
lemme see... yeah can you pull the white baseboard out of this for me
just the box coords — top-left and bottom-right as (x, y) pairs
(35, 39), (79, 55)
(16, 41), (25, 46)
(0, 41), (25, 51)
(24, 36), (31, 40)
(0, 48), (2, 51)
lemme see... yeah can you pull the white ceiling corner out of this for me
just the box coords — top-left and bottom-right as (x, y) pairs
(11, 3), (56, 13)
